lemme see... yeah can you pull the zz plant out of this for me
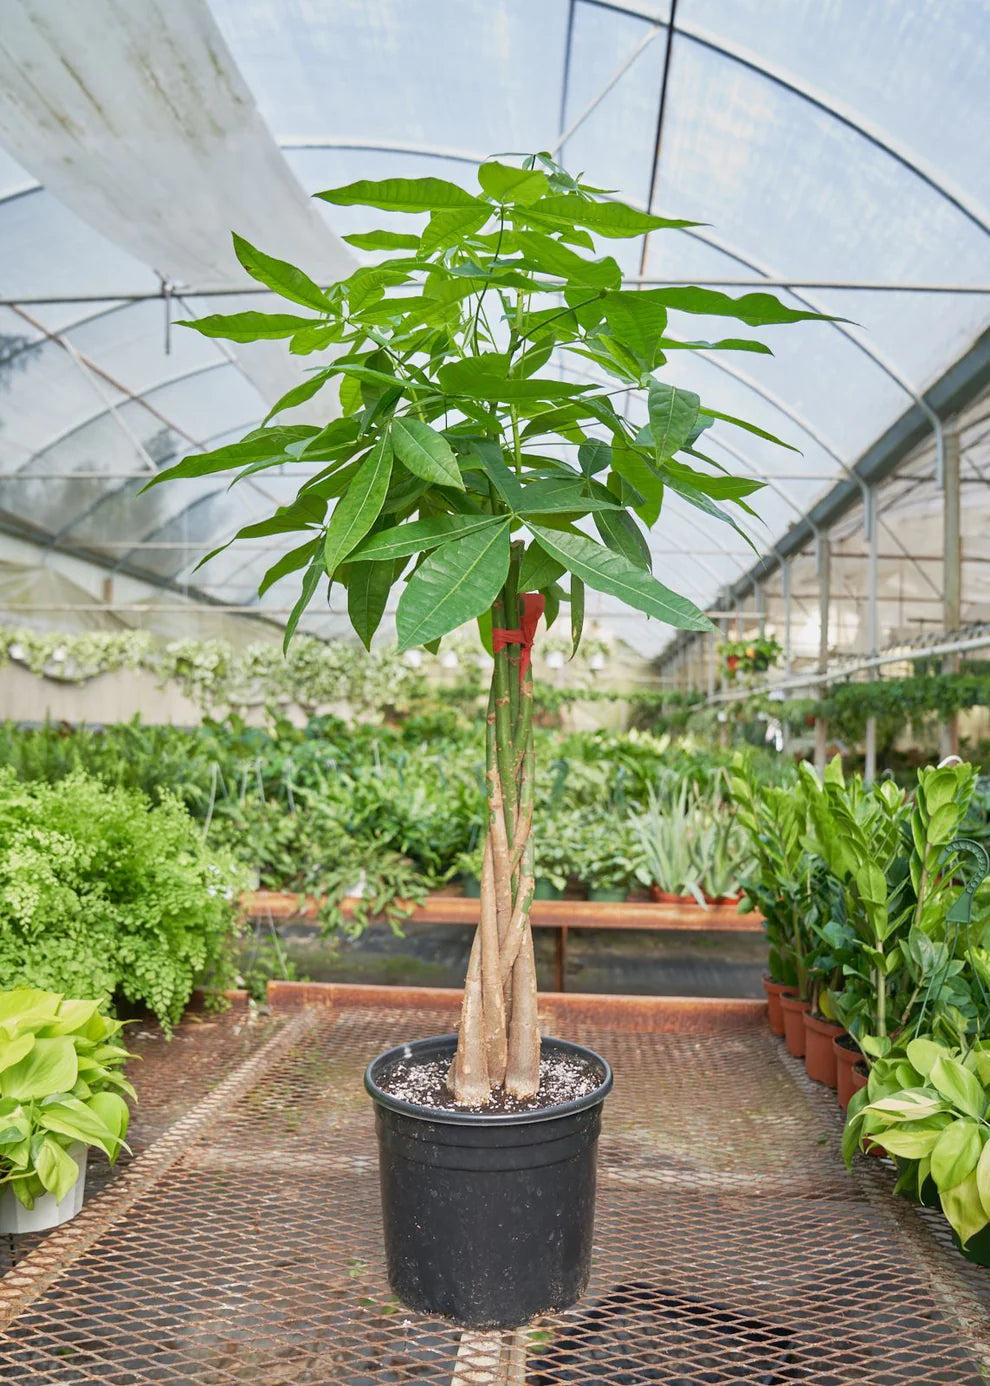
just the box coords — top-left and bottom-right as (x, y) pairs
(146, 152), (827, 1104)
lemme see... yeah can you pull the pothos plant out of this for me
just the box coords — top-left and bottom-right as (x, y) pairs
(146, 153), (828, 1105)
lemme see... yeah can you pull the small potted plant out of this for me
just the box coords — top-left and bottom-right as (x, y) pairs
(0, 988), (133, 1234)
(570, 813), (643, 902)
(148, 153), (826, 1328)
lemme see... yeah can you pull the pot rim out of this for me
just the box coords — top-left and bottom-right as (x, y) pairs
(365, 1033), (613, 1127)
(779, 993), (810, 1011)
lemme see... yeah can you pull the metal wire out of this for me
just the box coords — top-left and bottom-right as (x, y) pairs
(1, 1000), (988, 1383)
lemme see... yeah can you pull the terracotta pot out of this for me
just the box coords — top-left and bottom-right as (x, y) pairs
(762, 977), (796, 1038)
(780, 993), (810, 1057)
(705, 892), (743, 908)
(834, 1035), (864, 1110)
(803, 1013), (846, 1087)
(649, 887), (699, 906)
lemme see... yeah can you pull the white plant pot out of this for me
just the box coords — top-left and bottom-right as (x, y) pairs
(0, 1145), (87, 1235)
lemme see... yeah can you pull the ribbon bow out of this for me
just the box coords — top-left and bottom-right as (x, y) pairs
(492, 593), (546, 680)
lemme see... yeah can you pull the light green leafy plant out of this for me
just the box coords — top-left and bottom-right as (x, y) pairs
(843, 1036), (990, 1253)
(0, 988), (133, 1210)
(144, 151), (827, 1104)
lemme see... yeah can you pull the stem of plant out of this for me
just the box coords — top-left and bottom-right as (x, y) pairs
(450, 571), (541, 1105)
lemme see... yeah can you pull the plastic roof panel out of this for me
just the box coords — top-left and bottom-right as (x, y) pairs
(0, 0), (987, 650)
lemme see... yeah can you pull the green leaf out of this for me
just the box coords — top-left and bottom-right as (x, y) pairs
(528, 194), (697, 239)
(0, 1035), (34, 1073)
(649, 286), (838, 326)
(929, 1056), (986, 1120)
(317, 177), (482, 213)
(518, 544), (565, 592)
(391, 418), (464, 490)
(905, 1038), (944, 1078)
(324, 435), (394, 576)
(871, 1125), (944, 1159)
(438, 356), (586, 402)
(570, 575), (585, 657)
(39, 1098), (120, 1159)
(940, 1170), (989, 1247)
(478, 161), (549, 204)
(350, 514), (502, 562)
(611, 439), (662, 525)
(348, 559), (395, 651)
(515, 478), (623, 516)
(35, 1136), (80, 1202)
(396, 523), (511, 651)
(342, 230), (422, 251)
(578, 440), (612, 476)
(603, 291), (668, 368)
(660, 336), (773, 355)
(421, 205), (491, 255)
(231, 232), (333, 313)
(0, 1036), (77, 1101)
(699, 408), (798, 452)
(594, 508), (652, 571)
(976, 1135), (990, 1218)
(88, 1092), (130, 1160)
(258, 537), (321, 597)
(512, 230), (620, 288)
(178, 311), (318, 342)
(283, 549), (324, 654)
(142, 427), (316, 490)
(648, 381), (700, 461)
(264, 369), (334, 423)
(526, 525), (712, 631)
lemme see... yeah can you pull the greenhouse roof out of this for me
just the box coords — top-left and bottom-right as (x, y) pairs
(0, 0), (988, 655)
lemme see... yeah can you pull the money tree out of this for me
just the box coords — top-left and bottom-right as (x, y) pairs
(147, 154), (825, 1104)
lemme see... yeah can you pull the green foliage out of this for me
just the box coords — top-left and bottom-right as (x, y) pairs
(145, 152), (830, 654)
(0, 770), (242, 1030)
(633, 773), (749, 905)
(844, 1037), (990, 1250)
(0, 988), (133, 1209)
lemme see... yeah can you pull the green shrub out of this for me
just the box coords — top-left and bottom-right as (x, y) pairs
(0, 770), (242, 1030)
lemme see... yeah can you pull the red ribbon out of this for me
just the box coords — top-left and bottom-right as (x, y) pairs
(492, 593), (546, 680)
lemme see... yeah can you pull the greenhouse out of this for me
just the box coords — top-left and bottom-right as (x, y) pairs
(1, 0), (989, 1381)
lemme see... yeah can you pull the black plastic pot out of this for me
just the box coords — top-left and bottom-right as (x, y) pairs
(365, 1033), (613, 1329)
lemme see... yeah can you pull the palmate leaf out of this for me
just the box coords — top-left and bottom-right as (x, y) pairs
(258, 537), (321, 597)
(527, 525), (711, 631)
(323, 435), (394, 576)
(397, 523), (511, 651)
(283, 549), (324, 654)
(478, 161), (549, 205)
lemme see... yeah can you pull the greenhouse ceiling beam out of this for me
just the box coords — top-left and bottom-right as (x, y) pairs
(3, 280), (988, 307)
(578, 1), (990, 238)
(637, 0), (678, 276)
(716, 325), (990, 614)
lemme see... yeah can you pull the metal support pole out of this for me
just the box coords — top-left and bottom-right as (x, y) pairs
(814, 535), (831, 773)
(782, 558), (792, 675)
(755, 580), (766, 638)
(707, 629), (716, 698)
(864, 487), (879, 781)
(941, 429), (962, 759)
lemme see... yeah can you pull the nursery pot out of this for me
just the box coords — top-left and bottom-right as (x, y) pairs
(762, 977), (795, 1038)
(533, 877), (563, 901)
(365, 1033), (613, 1329)
(834, 1034), (864, 1110)
(780, 993), (810, 1058)
(588, 886), (627, 902)
(460, 873), (482, 899)
(649, 887), (698, 907)
(803, 1013), (846, 1087)
(0, 1144), (87, 1235)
